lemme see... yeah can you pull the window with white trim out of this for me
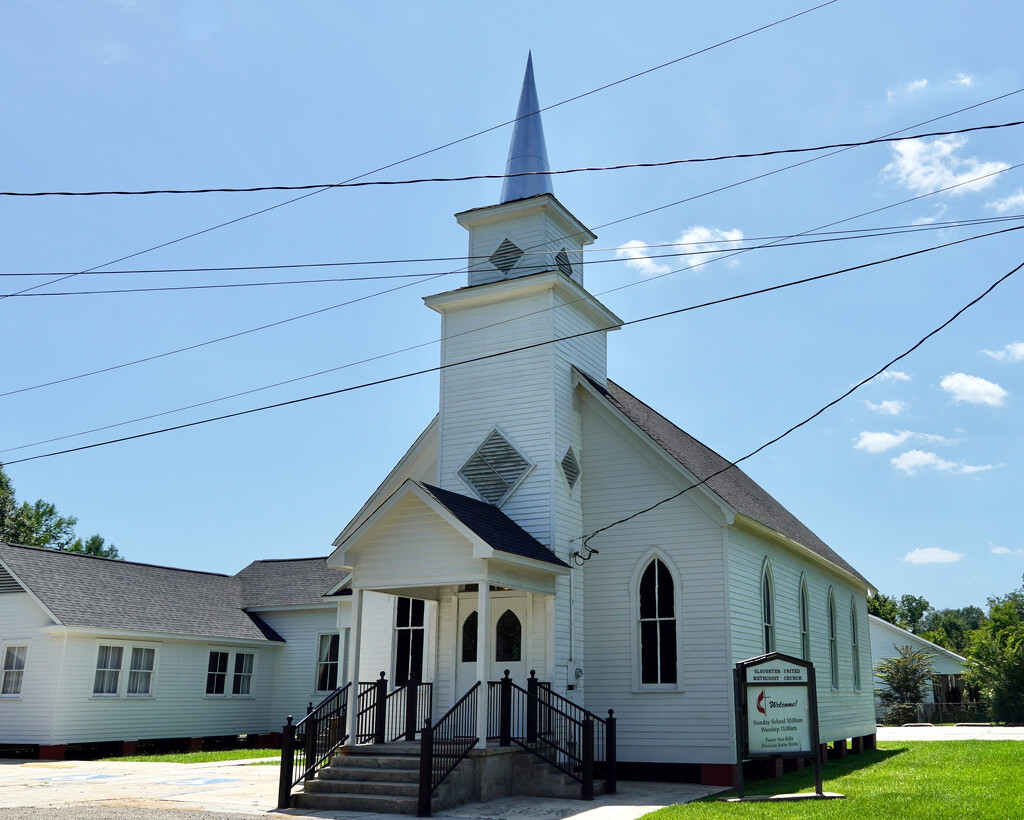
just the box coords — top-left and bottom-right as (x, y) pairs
(827, 589), (839, 689)
(232, 653), (254, 695)
(799, 577), (810, 660)
(2, 645), (27, 696)
(761, 563), (775, 653)
(127, 647), (155, 696)
(316, 634), (340, 692)
(638, 557), (677, 685)
(206, 651), (229, 695)
(394, 597), (425, 686)
(850, 598), (861, 691)
(93, 645), (123, 695)
(206, 649), (255, 697)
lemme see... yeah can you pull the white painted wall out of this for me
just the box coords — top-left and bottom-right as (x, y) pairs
(0, 592), (63, 745)
(868, 615), (966, 703)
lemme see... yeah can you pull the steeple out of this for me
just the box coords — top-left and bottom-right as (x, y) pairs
(499, 52), (554, 203)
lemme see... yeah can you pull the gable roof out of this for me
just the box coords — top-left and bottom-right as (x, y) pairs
(416, 482), (569, 569)
(581, 375), (870, 587)
(0, 542), (289, 642)
(236, 556), (348, 608)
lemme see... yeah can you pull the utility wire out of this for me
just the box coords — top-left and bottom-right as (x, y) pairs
(4, 120), (1020, 198)
(1, 1), (838, 302)
(576, 255), (1024, 550)
(5, 223), (1020, 465)
(4, 216), (1024, 296)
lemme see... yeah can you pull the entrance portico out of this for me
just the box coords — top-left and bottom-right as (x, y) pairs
(327, 479), (570, 747)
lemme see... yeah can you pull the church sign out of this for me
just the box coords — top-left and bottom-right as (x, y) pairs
(733, 652), (823, 798)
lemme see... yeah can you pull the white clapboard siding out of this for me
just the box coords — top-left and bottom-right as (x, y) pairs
(0, 593), (64, 745)
(727, 528), (876, 742)
(868, 616), (966, 703)
(580, 401), (735, 765)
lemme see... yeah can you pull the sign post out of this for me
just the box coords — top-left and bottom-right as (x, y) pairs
(733, 652), (828, 800)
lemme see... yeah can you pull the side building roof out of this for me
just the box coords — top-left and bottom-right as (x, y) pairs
(236, 555), (349, 608)
(582, 375), (870, 587)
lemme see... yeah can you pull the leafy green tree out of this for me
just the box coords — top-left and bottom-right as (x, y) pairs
(899, 594), (931, 633)
(868, 592), (906, 627)
(0, 463), (120, 559)
(875, 644), (936, 704)
(965, 581), (1024, 723)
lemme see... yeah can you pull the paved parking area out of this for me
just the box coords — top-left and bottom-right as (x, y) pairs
(0, 758), (720, 819)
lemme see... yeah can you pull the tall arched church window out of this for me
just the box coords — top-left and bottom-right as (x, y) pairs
(761, 563), (775, 653)
(461, 612), (478, 663)
(799, 577), (811, 660)
(639, 558), (677, 685)
(395, 597), (425, 686)
(850, 598), (861, 690)
(495, 610), (522, 662)
(827, 588), (839, 689)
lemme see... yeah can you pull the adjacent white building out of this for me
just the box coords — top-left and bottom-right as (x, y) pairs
(868, 614), (968, 704)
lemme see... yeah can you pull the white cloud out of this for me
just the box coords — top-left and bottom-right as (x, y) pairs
(616, 225), (744, 277)
(890, 449), (999, 475)
(865, 399), (907, 415)
(981, 341), (1024, 363)
(887, 79), (928, 103)
(875, 370), (911, 383)
(991, 546), (1013, 554)
(940, 372), (1008, 406)
(951, 73), (973, 87)
(615, 240), (670, 276)
(855, 430), (913, 453)
(903, 547), (964, 564)
(882, 135), (1009, 196)
(985, 188), (1024, 214)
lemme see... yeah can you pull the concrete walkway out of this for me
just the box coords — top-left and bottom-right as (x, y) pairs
(0, 757), (720, 819)
(876, 725), (1024, 741)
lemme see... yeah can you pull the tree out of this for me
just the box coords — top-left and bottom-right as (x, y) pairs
(898, 594), (931, 633)
(965, 580), (1024, 723)
(0, 463), (120, 559)
(875, 644), (936, 725)
(868, 592), (906, 627)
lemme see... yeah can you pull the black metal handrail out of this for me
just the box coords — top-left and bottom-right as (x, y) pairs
(277, 682), (351, 809)
(355, 673), (387, 743)
(417, 682), (480, 817)
(386, 680), (433, 742)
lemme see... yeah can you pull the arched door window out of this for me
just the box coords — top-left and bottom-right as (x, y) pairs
(461, 611), (478, 663)
(495, 610), (522, 662)
(638, 557), (677, 685)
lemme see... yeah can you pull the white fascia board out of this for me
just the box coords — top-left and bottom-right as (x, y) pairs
(330, 480), (492, 570)
(37, 625), (284, 646)
(867, 614), (967, 663)
(324, 573), (353, 597)
(455, 193), (597, 245)
(243, 602), (340, 613)
(733, 514), (876, 596)
(0, 555), (63, 626)
(332, 417), (438, 549)
(486, 551), (569, 577)
(573, 373), (735, 527)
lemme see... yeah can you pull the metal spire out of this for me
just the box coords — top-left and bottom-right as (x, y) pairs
(499, 52), (554, 203)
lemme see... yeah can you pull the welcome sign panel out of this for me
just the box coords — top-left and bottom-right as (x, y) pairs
(745, 685), (812, 755)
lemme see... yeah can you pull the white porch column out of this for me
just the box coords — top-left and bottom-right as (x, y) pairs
(345, 588), (364, 746)
(474, 573), (490, 749)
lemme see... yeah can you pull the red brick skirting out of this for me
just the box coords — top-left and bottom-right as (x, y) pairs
(700, 763), (739, 787)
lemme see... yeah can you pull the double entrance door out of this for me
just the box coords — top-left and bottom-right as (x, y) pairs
(455, 591), (529, 697)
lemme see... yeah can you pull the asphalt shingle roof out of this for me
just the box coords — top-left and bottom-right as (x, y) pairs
(416, 482), (569, 569)
(236, 556), (348, 608)
(586, 376), (870, 587)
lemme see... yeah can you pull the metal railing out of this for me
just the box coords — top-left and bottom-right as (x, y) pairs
(875, 700), (988, 726)
(418, 682), (480, 816)
(489, 670), (616, 799)
(278, 682), (351, 809)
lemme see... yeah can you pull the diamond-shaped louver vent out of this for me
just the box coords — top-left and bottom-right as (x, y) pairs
(489, 239), (525, 274)
(555, 248), (572, 278)
(459, 430), (530, 505)
(560, 447), (581, 491)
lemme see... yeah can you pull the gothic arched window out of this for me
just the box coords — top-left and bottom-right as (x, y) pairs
(761, 563), (775, 653)
(461, 611), (478, 663)
(495, 610), (522, 662)
(638, 557), (677, 685)
(799, 576), (811, 660)
(827, 588), (839, 689)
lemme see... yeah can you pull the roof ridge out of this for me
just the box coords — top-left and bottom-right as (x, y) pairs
(249, 556), (329, 564)
(0, 541), (232, 578)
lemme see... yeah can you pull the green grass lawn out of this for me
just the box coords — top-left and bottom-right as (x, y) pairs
(642, 742), (1024, 820)
(101, 748), (279, 764)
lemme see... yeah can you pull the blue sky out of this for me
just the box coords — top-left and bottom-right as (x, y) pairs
(1, 0), (1022, 612)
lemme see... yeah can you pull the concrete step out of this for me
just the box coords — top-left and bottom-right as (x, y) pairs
(305, 778), (420, 797)
(318, 764), (420, 783)
(293, 791), (432, 814)
(330, 753), (421, 770)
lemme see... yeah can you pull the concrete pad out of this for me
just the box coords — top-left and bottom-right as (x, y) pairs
(876, 725), (1024, 741)
(0, 757), (722, 819)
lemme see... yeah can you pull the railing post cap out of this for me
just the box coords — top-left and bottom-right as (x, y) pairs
(503, 669), (511, 678)
(608, 709), (615, 717)
(529, 669), (536, 678)
(286, 715), (293, 725)
(379, 671), (386, 679)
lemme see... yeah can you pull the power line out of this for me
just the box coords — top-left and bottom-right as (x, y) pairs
(577, 255), (1024, 550)
(5, 215), (1024, 297)
(4, 121), (1020, 198)
(1, 1), (838, 302)
(5, 223), (1020, 465)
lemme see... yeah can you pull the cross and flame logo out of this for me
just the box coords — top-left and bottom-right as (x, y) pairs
(756, 689), (767, 715)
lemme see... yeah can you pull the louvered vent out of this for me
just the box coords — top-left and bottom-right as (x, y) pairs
(489, 239), (525, 275)
(555, 248), (572, 278)
(458, 430), (531, 506)
(560, 447), (581, 491)
(0, 564), (23, 594)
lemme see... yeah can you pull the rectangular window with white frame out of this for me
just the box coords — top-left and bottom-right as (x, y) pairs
(232, 653), (254, 695)
(93, 643), (157, 697)
(127, 647), (155, 696)
(316, 633), (340, 692)
(2, 644), (27, 696)
(93, 645), (124, 695)
(206, 649), (256, 697)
